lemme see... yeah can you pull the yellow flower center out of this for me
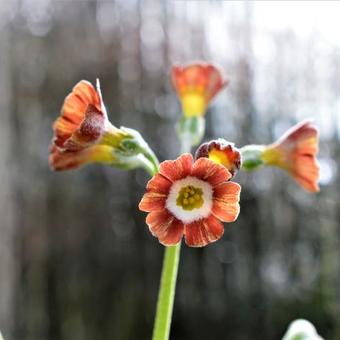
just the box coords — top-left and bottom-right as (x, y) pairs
(176, 185), (204, 211)
(181, 93), (207, 118)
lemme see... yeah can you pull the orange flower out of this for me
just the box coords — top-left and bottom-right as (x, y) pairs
(195, 139), (241, 177)
(139, 154), (241, 247)
(172, 62), (228, 118)
(262, 121), (320, 192)
(50, 80), (129, 171)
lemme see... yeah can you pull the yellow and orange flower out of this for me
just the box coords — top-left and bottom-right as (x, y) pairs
(195, 139), (241, 177)
(139, 153), (241, 247)
(262, 121), (320, 192)
(172, 62), (228, 118)
(50, 79), (129, 171)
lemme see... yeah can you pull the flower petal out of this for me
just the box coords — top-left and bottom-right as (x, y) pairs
(63, 104), (106, 151)
(49, 144), (114, 171)
(146, 174), (172, 195)
(159, 153), (193, 182)
(53, 80), (101, 148)
(146, 210), (184, 246)
(204, 64), (229, 101)
(184, 215), (224, 247)
(212, 182), (241, 222)
(191, 157), (231, 186)
(139, 174), (172, 214)
(171, 63), (228, 101)
(277, 121), (318, 150)
(292, 155), (320, 192)
(139, 192), (167, 212)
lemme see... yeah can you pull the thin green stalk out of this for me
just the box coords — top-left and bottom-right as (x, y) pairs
(140, 154), (159, 178)
(152, 243), (181, 340)
(151, 137), (192, 340)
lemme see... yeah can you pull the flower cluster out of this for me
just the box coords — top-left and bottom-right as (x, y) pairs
(50, 61), (321, 248)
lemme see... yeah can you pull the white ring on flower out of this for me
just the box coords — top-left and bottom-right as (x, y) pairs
(166, 176), (213, 224)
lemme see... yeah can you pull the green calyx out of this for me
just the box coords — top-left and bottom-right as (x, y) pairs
(111, 127), (159, 176)
(239, 145), (265, 171)
(177, 116), (205, 151)
(110, 152), (155, 175)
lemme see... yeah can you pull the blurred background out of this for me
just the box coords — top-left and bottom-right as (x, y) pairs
(0, 1), (339, 339)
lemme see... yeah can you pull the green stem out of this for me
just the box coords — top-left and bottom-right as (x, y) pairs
(152, 243), (181, 340)
(140, 154), (159, 178)
(151, 138), (192, 340)
(144, 146), (160, 173)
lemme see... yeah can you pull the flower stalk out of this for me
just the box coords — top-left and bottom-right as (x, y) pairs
(152, 243), (181, 340)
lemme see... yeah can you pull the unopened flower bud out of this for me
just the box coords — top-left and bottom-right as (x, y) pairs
(195, 139), (241, 177)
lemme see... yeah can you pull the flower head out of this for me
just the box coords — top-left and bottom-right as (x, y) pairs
(282, 319), (324, 340)
(172, 62), (228, 118)
(139, 154), (241, 247)
(262, 120), (320, 192)
(195, 139), (241, 177)
(50, 80), (157, 172)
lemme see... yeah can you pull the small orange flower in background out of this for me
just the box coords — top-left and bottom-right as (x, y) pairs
(195, 139), (241, 177)
(172, 62), (229, 118)
(262, 121), (320, 192)
(50, 79), (129, 171)
(139, 153), (241, 247)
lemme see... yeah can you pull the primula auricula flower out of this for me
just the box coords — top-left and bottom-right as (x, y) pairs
(139, 153), (241, 247)
(172, 62), (228, 118)
(50, 79), (157, 172)
(172, 62), (229, 149)
(195, 139), (241, 177)
(241, 121), (320, 193)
